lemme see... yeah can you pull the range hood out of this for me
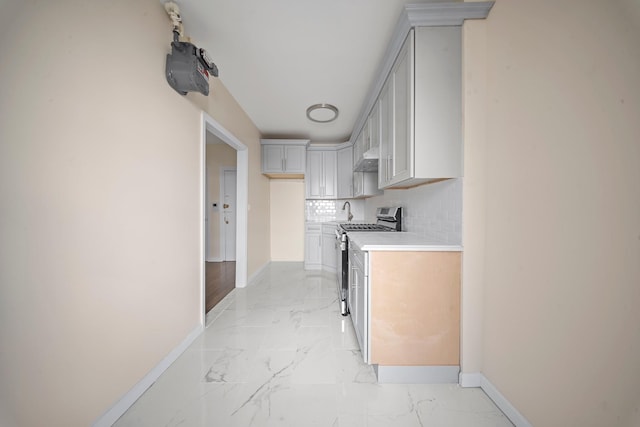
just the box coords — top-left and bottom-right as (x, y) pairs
(353, 146), (379, 172)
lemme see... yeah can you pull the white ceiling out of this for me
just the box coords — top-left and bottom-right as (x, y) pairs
(173, 0), (437, 143)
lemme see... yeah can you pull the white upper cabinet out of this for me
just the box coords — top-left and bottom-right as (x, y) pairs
(348, 3), (494, 189)
(306, 149), (337, 199)
(337, 146), (353, 199)
(369, 100), (380, 152)
(377, 26), (462, 189)
(261, 139), (309, 178)
(353, 103), (380, 173)
(378, 77), (393, 188)
(354, 171), (382, 198)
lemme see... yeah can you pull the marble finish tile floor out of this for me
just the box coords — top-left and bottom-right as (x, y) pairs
(114, 262), (513, 427)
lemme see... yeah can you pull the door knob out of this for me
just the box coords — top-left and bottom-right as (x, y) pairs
(223, 204), (230, 209)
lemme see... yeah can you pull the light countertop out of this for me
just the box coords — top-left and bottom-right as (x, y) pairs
(347, 231), (462, 252)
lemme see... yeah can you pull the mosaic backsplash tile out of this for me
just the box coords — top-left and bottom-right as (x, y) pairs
(364, 178), (462, 245)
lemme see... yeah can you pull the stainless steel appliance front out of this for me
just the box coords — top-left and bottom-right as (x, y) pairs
(336, 207), (402, 317)
(335, 228), (349, 316)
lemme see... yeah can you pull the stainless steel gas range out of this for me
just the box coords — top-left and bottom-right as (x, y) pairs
(335, 207), (402, 315)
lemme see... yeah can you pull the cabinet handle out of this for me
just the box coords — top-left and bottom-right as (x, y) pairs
(284, 158), (287, 171)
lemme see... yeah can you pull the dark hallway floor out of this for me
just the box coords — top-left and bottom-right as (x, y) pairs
(205, 261), (235, 313)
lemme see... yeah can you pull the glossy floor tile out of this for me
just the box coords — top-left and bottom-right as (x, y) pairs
(114, 262), (513, 427)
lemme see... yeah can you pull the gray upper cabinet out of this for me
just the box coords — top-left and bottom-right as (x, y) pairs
(261, 139), (309, 178)
(378, 27), (462, 189)
(337, 146), (353, 199)
(348, 2), (494, 191)
(306, 149), (337, 199)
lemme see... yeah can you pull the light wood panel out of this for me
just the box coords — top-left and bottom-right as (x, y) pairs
(369, 251), (460, 366)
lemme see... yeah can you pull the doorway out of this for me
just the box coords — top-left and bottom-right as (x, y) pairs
(201, 112), (248, 325)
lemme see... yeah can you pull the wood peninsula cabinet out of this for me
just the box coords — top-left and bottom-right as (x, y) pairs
(368, 251), (460, 367)
(348, 237), (461, 383)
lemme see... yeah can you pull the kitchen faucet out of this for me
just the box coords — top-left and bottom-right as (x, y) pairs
(342, 201), (353, 222)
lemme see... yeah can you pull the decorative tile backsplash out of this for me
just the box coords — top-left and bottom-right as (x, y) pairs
(305, 199), (366, 222)
(305, 179), (461, 244)
(364, 178), (462, 245)
(305, 200), (337, 222)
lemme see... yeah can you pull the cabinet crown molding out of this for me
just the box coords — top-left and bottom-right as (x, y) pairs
(260, 139), (310, 146)
(404, 2), (495, 27)
(306, 141), (352, 151)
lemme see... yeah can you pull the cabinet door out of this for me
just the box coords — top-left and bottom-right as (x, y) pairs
(337, 147), (353, 199)
(348, 253), (356, 320)
(306, 151), (324, 198)
(378, 77), (393, 189)
(353, 130), (364, 168)
(369, 100), (380, 151)
(353, 171), (363, 198)
(322, 151), (337, 199)
(355, 260), (365, 358)
(284, 145), (306, 173)
(391, 32), (413, 185)
(307, 150), (337, 199)
(304, 230), (322, 269)
(321, 232), (337, 271)
(349, 249), (366, 356)
(362, 116), (371, 153)
(262, 145), (284, 173)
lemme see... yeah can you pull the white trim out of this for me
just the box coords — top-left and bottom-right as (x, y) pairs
(373, 365), (460, 384)
(247, 261), (270, 286)
(480, 375), (533, 427)
(201, 112), (249, 294)
(92, 324), (203, 427)
(458, 373), (533, 427)
(206, 256), (223, 263)
(200, 115), (207, 325)
(260, 138), (310, 146)
(459, 371), (483, 388)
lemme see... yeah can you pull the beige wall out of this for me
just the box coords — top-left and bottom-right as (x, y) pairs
(206, 137), (237, 261)
(461, 17), (488, 376)
(0, 1), (269, 425)
(474, 0), (640, 426)
(193, 79), (271, 279)
(270, 180), (305, 261)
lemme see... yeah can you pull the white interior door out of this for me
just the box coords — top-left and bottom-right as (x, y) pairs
(222, 169), (237, 261)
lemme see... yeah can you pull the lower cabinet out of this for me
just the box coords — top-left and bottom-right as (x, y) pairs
(304, 223), (337, 273)
(321, 226), (337, 273)
(304, 224), (322, 270)
(367, 251), (461, 367)
(349, 244), (367, 359)
(349, 244), (461, 382)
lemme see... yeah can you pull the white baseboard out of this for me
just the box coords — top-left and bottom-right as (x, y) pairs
(459, 371), (483, 387)
(92, 324), (203, 427)
(206, 256), (223, 262)
(459, 372), (533, 427)
(247, 261), (270, 286)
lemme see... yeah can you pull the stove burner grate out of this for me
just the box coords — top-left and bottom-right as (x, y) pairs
(339, 223), (395, 232)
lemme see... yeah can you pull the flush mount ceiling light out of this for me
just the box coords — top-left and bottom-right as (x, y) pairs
(306, 103), (339, 123)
